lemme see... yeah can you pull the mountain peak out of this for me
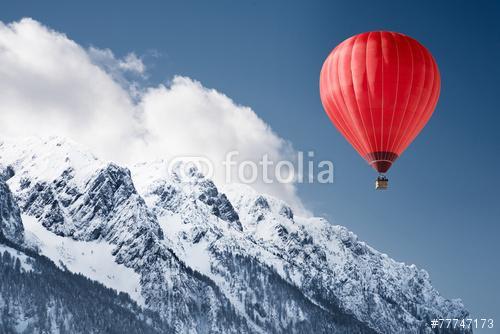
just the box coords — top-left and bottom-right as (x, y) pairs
(132, 161), (242, 231)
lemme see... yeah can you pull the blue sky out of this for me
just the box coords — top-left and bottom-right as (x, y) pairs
(2, 0), (499, 326)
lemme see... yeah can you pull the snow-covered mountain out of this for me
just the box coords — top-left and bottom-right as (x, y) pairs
(0, 136), (470, 333)
(1, 161), (169, 333)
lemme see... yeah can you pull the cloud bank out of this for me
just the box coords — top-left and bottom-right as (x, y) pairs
(0, 18), (307, 214)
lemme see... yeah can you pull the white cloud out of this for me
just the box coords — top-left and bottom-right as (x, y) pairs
(88, 47), (145, 77)
(0, 18), (141, 156)
(119, 53), (145, 74)
(0, 18), (308, 215)
(87, 47), (146, 97)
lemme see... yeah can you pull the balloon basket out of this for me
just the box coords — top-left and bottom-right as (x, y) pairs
(375, 175), (388, 190)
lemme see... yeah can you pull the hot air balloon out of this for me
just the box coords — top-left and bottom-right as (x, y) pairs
(319, 31), (440, 189)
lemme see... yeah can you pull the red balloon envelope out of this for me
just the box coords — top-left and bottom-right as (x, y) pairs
(320, 31), (440, 176)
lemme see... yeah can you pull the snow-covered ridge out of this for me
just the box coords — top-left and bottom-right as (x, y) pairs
(0, 136), (101, 192)
(0, 136), (470, 334)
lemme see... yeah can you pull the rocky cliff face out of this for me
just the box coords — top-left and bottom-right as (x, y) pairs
(0, 167), (24, 244)
(0, 136), (470, 334)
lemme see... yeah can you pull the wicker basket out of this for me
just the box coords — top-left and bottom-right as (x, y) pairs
(375, 179), (388, 190)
